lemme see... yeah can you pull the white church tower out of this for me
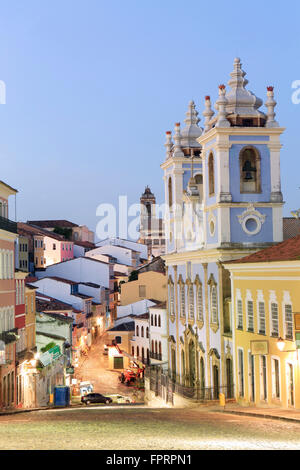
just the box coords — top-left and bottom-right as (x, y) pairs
(160, 58), (285, 405)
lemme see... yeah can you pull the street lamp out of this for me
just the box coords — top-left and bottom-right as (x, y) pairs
(276, 337), (298, 359)
(277, 337), (285, 351)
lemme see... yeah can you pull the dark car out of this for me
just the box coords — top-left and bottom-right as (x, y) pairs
(81, 393), (113, 405)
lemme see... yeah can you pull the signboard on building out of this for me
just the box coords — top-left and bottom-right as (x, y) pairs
(294, 313), (300, 331)
(39, 345), (61, 366)
(49, 345), (61, 361)
(250, 340), (269, 355)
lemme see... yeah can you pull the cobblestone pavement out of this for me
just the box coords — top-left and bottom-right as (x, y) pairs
(74, 335), (143, 402)
(0, 406), (299, 450)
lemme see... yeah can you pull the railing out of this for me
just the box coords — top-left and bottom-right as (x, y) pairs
(150, 352), (162, 361)
(146, 367), (235, 402)
(0, 216), (17, 234)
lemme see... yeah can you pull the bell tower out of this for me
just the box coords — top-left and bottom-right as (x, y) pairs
(197, 58), (284, 248)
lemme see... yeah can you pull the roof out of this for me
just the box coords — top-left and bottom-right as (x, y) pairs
(79, 282), (100, 288)
(283, 217), (300, 240)
(36, 295), (76, 313)
(108, 321), (135, 332)
(149, 301), (167, 309)
(132, 313), (149, 320)
(36, 292), (82, 313)
(17, 222), (65, 241)
(0, 180), (18, 194)
(27, 220), (78, 228)
(74, 241), (96, 249)
(37, 276), (78, 285)
(72, 293), (93, 300)
(226, 234), (300, 265)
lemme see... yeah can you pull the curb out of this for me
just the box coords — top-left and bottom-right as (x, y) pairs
(216, 408), (300, 424)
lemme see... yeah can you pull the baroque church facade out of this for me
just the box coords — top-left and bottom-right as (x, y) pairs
(161, 58), (284, 399)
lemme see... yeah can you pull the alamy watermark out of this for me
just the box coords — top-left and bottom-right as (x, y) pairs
(95, 195), (202, 243)
(292, 80), (300, 104)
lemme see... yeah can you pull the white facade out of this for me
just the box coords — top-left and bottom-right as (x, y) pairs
(97, 238), (148, 262)
(149, 305), (168, 365)
(131, 316), (150, 364)
(35, 256), (110, 289)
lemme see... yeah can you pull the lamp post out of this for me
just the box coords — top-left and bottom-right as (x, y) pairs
(276, 337), (299, 358)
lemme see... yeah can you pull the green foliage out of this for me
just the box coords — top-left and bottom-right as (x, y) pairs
(41, 341), (56, 353)
(128, 270), (138, 282)
(53, 227), (73, 240)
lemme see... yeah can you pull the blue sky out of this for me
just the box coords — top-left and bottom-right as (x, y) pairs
(1, 0), (299, 237)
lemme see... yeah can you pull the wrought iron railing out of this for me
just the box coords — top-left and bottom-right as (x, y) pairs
(146, 368), (235, 402)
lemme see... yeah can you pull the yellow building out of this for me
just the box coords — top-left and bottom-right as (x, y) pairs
(225, 235), (300, 410)
(25, 285), (37, 353)
(105, 321), (135, 370)
(120, 271), (166, 306)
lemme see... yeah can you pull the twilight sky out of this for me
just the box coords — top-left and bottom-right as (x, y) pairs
(1, 0), (299, 239)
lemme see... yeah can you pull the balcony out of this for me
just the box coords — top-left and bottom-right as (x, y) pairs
(0, 328), (19, 345)
(0, 216), (17, 234)
(150, 352), (162, 361)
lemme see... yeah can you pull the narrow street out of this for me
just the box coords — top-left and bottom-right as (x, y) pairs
(74, 334), (143, 402)
(0, 406), (299, 450)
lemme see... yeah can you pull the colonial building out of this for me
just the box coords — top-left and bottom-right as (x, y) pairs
(139, 186), (165, 258)
(225, 236), (300, 409)
(160, 58), (284, 404)
(0, 181), (18, 409)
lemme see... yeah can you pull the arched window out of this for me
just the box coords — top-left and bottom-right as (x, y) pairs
(180, 283), (185, 317)
(159, 342), (162, 355)
(188, 284), (194, 318)
(239, 147), (261, 193)
(155, 341), (158, 354)
(137, 346), (139, 358)
(154, 315), (157, 327)
(168, 177), (173, 209)
(151, 340), (154, 353)
(197, 284), (203, 322)
(131, 346), (134, 356)
(141, 326), (144, 337)
(141, 347), (145, 362)
(136, 325), (139, 337)
(211, 285), (218, 324)
(151, 315), (153, 326)
(169, 281), (175, 316)
(146, 327), (149, 338)
(208, 153), (215, 196)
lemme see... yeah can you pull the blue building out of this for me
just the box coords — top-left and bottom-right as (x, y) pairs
(160, 58), (284, 404)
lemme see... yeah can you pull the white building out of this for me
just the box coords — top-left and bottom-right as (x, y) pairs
(97, 238), (148, 264)
(149, 302), (168, 367)
(35, 256), (110, 289)
(130, 313), (150, 365)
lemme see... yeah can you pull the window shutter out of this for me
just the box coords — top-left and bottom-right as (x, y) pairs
(237, 299), (243, 329)
(285, 305), (293, 339)
(258, 302), (266, 334)
(271, 303), (279, 336)
(247, 301), (254, 332)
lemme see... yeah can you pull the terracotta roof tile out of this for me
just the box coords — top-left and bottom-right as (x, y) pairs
(227, 234), (300, 264)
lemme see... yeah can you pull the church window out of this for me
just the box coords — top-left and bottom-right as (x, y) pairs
(180, 284), (185, 317)
(168, 177), (173, 209)
(211, 285), (218, 324)
(188, 284), (194, 319)
(208, 153), (215, 196)
(196, 284), (203, 322)
(240, 147), (261, 193)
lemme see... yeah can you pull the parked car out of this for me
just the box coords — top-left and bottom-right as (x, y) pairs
(81, 393), (112, 405)
(108, 394), (132, 404)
